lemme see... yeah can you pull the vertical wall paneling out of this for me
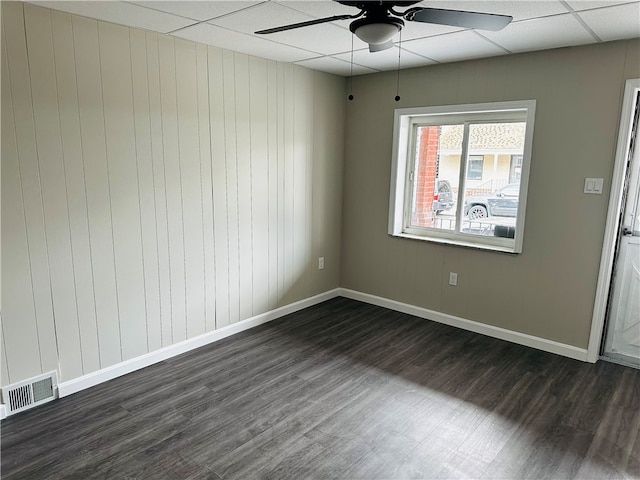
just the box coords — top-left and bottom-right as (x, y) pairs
(266, 60), (279, 310)
(282, 64), (295, 305)
(209, 46), (230, 329)
(72, 14), (122, 368)
(1, 2), (345, 388)
(311, 73), (325, 290)
(130, 28), (162, 352)
(146, 32), (173, 348)
(175, 38), (206, 338)
(197, 43), (216, 333)
(292, 66), (309, 301)
(3, 3), (59, 379)
(249, 56), (270, 315)
(223, 49), (240, 325)
(1, 17), (44, 382)
(235, 53), (253, 321)
(158, 35), (187, 343)
(50, 9), (101, 374)
(305, 69), (315, 296)
(276, 63), (286, 307)
(24, 5), (83, 380)
(1, 320), (10, 386)
(98, 22), (147, 361)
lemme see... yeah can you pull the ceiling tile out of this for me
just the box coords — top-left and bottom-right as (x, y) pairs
(132, 1), (262, 22)
(565, 0), (637, 10)
(278, 0), (357, 18)
(391, 1), (569, 43)
(29, 1), (194, 33)
(577, 3), (640, 41)
(295, 56), (377, 76)
(480, 13), (597, 52)
(171, 22), (317, 62)
(208, 1), (316, 34)
(419, 0), (569, 21)
(253, 22), (357, 55)
(402, 30), (507, 63)
(334, 46), (437, 71)
(208, 1), (358, 55)
(398, 21), (464, 41)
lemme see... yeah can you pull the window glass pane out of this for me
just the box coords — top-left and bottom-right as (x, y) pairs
(462, 122), (526, 238)
(510, 155), (523, 183)
(409, 124), (462, 231)
(467, 156), (484, 180)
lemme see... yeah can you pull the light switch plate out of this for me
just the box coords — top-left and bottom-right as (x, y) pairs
(584, 177), (604, 194)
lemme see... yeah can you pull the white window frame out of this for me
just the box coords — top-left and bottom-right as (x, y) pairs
(388, 100), (536, 254)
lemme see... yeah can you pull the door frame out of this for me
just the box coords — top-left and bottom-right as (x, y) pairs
(588, 78), (640, 363)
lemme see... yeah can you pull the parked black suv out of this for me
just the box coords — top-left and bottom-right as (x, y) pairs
(464, 183), (520, 219)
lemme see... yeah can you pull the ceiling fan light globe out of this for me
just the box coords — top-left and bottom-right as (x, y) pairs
(354, 23), (400, 45)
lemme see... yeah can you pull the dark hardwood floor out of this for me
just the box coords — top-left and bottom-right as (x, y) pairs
(2, 297), (639, 479)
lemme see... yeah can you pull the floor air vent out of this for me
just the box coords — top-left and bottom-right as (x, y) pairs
(2, 371), (58, 416)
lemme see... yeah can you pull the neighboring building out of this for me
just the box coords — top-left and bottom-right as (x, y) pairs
(412, 122), (526, 227)
(438, 122), (526, 194)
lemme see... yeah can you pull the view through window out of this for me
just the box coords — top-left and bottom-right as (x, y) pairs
(390, 101), (536, 253)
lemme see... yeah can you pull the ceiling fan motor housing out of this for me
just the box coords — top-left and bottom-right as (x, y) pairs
(349, 16), (404, 44)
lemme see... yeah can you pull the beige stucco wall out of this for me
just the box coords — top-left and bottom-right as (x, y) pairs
(440, 153), (515, 191)
(341, 39), (640, 349)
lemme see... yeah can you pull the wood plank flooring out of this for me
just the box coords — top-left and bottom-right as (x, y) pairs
(2, 297), (639, 479)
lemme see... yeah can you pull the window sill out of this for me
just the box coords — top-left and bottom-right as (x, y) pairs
(390, 231), (520, 254)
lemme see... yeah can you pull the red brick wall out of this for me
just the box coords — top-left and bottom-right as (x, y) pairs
(411, 126), (440, 227)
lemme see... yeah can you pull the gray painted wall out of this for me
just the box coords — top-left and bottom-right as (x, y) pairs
(341, 39), (640, 349)
(1, 2), (345, 386)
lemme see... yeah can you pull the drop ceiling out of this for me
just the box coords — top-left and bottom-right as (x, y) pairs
(30, 1), (640, 76)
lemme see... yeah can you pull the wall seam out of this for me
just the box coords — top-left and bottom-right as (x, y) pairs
(206, 47), (217, 332)
(22, 4), (58, 374)
(49, 7), (84, 374)
(96, 20), (124, 363)
(129, 27), (150, 354)
(70, 15), (102, 369)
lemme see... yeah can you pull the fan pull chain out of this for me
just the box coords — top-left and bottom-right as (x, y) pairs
(395, 30), (402, 102)
(348, 33), (354, 101)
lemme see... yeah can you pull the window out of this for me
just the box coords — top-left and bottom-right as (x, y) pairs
(510, 155), (523, 183)
(467, 156), (484, 180)
(389, 100), (536, 253)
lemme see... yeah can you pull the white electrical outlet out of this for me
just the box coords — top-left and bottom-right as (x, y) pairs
(318, 257), (325, 270)
(449, 272), (458, 286)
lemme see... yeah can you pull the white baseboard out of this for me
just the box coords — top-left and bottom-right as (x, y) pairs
(58, 288), (341, 398)
(339, 288), (589, 362)
(0, 405), (6, 420)
(30, 285), (589, 403)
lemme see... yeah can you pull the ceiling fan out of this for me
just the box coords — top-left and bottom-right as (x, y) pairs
(255, 1), (513, 53)
(255, 0), (513, 52)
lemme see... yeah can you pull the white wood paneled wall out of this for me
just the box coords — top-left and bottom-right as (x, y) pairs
(1, 2), (345, 386)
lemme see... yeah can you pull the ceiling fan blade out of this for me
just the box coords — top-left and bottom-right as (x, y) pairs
(369, 40), (394, 53)
(255, 14), (357, 35)
(404, 7), (512, 31)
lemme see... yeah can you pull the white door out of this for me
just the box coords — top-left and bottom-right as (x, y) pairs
(603, 92), (640, 367)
